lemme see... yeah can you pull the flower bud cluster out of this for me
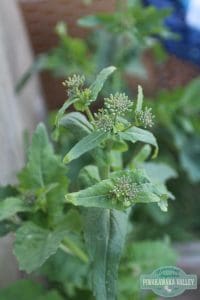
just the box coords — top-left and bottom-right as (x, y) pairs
(136, 107), (155, 128)
(92, 109), (114, 133)
(110, 175), (141, 207)
(63, 74), (85, 97)
(105, 93), (133, 116)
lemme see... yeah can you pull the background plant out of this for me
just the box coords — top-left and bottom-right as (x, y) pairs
(133, 78), (200, 241)
(17, 0), (170, 94)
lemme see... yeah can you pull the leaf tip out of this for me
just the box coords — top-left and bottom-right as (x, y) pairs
(63, 155), (70, 164)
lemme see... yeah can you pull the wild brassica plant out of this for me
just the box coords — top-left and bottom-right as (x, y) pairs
(0, 67), (173, 300)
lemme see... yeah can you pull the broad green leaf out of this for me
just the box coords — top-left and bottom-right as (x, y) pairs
(63, 131), (108, 164)
(18, 123), (68, 225)
(54, 98), (79, 130)
(136, 85), (143, 112)
(14, 222), (68, 273)
(66, 180), (113, 209)
(19, 123), (66, 190)
(40, 249), (88, 297)
(65, 170), (166, 210)
(89, 66), (116, 102)
(59, 112), (92, 135)
(119, 126), (158, 158)
(83, 208), (129, 300)
(0, 197), (30, 221)
(14, 209), (85, 272)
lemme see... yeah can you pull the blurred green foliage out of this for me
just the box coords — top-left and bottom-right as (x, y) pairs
(16, 0), (170, 93)
(132, 78), (200, 240)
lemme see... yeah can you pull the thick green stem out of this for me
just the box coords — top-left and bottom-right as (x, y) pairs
(101, 139), (114, 179)
(85, 107), (94, 122)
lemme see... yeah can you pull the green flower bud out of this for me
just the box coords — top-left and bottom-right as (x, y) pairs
(63, 74), (85, 97)
(136, 107), (155, 128)
(92, 109), (114, 133)
(110, 175), (141, 207)
(105, 93), (133, 116)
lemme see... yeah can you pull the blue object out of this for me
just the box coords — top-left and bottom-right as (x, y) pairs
(144, 0), (200, 65)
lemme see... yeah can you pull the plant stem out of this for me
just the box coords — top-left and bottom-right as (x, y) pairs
(60, 238), (89, 263)
(85, 107), (94, 122)
(100, 139), (114, 179)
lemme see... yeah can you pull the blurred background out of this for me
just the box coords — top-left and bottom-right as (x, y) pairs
(0, 0), (200, 299)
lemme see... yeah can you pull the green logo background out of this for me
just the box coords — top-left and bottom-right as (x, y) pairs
(140, 266), (197, 298)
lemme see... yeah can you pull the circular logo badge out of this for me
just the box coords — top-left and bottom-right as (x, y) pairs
(140, 266), (197, 298)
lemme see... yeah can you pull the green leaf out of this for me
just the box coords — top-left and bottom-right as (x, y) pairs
(14, 222), (67, 273)
(89, 66), (116, 102)
(0, 221), (18, 237)
(59, 112), (92, 135)
(0, 279), (63, 300)
(63, 131), (108, 164)
(54, 98), (79, 137)
(136, 85), (143, 112)
(130, 145), (152, 167)
(78, 165), (101, 188)
(119, 126), (158, 158)
(83, 208), (129, 300)
(13, 209), (85, 272)
(40, 249), (88, 297)
(65, 170), (166, 210)
(78, 15), (101, 28)
(179, 135), (200, 183)
(18, 123), (68, 225)
(66, 180), (113, 209)
(143, 162), (177, 211)
(0, 280), (44, 300)
(144, 162), (177, 184)
(180, 77), (200, 109)
(111, 139), (128, 152)
(0, 185), (18, 201)
(0, 197), (30, 221)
